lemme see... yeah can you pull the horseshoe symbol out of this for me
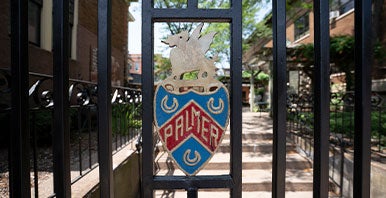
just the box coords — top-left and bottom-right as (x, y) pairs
(161, 95), (179, 113)
(207, 97), (224, 114)
(183, 149), (201, 166)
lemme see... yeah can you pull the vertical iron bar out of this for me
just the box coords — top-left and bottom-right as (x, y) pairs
(32, 112), (39, 197)
(342, 109), (345, 142)
(97, 0), (114, 196)
(142, 0), (154, 197)
(119, 107), (122, 148)
(313, 0), (330, 197)
(339, 145), (344, 197)
(187, 0), (198, 9)
(334, 106), (337, 133)
(230, 1), (243, 197)
(350, 110), (353, 143)
(52, 0), (71, 196)
(354, 0), (372, 197)
(130, 102), (134, 140)
(78, 109), (83, 175)
(114, 109), (118, 151)
(379, 108), (382, 152)
(88, 107), (92, 169)
(187, 188), (198, 198)
(10, 0), (30, 197)
(272, 0), (287, 196)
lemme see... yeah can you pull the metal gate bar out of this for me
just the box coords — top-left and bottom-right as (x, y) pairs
(97, 0), (114, 197)
(10, 0), (31, 197)
(272, 0), (287, 197)
(52, 0), (72, 196)
(312, 0), (330, 197)
(354, 0), (372, 197)
(141, 1), (242, 197)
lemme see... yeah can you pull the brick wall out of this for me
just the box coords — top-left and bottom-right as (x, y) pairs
(129, 54), (142, 75)
(78, 0), (127, 56)
(78, 0), (128, 85)
(330, 11), (355, 36)
(0, 0), (129, 85)
(0, 0), (10, 69)
(289, 11), (354, 46)
(382, 2), (386, 47)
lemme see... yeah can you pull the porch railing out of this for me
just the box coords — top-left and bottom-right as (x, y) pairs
(0, 69), (142, 197)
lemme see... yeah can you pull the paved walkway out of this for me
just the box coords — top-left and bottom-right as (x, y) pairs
(155, 111), (314, 197)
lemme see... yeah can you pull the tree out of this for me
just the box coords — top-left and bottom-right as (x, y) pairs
(242, 69), (270, 111)
(154, 54), (172, 82)
(154, 0), (271, 63)
(153, 0), (273, 112)
(289, 35), (385, 92)
(154, 54), (199, 81)
(289, 36), (355, 91)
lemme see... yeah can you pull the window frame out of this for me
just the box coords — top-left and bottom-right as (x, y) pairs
(294, 13), (310, 41)
(28, 0), (43, 46)
(330, 0), (354, 16)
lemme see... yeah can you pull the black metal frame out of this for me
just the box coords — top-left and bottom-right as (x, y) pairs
(141, 1), (242, 197)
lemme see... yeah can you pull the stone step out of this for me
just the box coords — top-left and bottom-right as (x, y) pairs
(155, 160), (311, 171)
(156, 142), (296, 153)
(223, 132), (273, 140)
(155, 169), (313, 192)
(155, 152), (312, 170)
(153, 112), (317, 196)
(156, 132), (273, 145)
(155, 191), (313, 198)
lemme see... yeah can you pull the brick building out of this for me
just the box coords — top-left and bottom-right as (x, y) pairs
(128, 53), (142, 87)
(264, 0), (356, 47)
(244, 0), (386, 95)
(0, 0), (137, 86)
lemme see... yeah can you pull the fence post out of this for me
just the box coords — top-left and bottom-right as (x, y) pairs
(10, 0), (31, 197)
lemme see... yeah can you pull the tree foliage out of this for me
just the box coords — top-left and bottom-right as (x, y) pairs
(289, 36), (355, 91)
(289, 35), (386, 91)
(154, 54), (172, 81)
(154, 0), (271, 63)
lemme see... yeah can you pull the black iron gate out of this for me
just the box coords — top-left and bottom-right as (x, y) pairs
(7, 0), (373, 197)
(141, 1), (243, 197)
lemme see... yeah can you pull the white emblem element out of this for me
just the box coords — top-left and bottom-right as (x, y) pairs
(161, 23), (219, 93)
(183, 149), (201, 166)
(161, 95), (179, 113)
(207, 97), (224, 114)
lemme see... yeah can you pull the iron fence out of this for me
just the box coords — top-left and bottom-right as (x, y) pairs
(7, 0), (373, 196)
(0, 69), (142, 197)
(287, 92), (386, 153)
(287, 91), (386, 197)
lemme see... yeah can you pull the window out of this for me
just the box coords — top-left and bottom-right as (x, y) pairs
(69, 0), (74, 55)
(28, 0), (42, 46)
(134, 63), (140, 71)
(330, 0), (354, 15)
(294, 13), (309, 41)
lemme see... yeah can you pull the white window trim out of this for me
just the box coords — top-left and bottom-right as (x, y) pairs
(71, 0), (79, 60)
(40, 0), (52, 51)
(40, 0), (78, 60)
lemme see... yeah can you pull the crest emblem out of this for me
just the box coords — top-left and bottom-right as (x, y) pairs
(154, 23), (230, 176)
